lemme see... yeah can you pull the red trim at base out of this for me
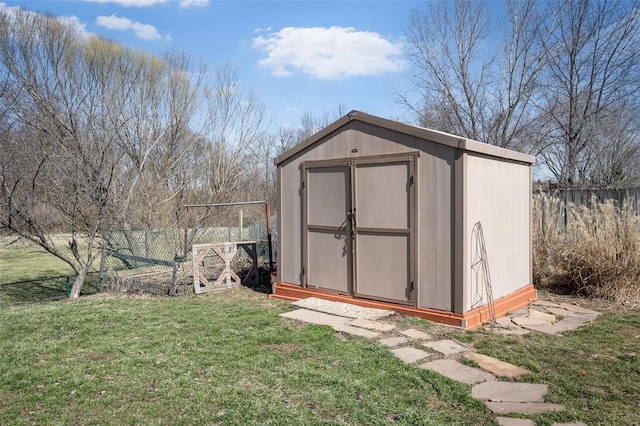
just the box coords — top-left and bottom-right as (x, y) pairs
(269, 282), (537, 330)
(462, 284), (537, 329)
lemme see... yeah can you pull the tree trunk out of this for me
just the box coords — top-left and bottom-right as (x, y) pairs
(69, 267), (87, 300)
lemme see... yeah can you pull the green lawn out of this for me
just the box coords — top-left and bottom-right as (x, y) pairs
(1, 240), (638, 425)
(0, 289), (490, 425)
(0, 239), (101, 305)
(0, 240), (75, 284)
(452, 310), (640, 425)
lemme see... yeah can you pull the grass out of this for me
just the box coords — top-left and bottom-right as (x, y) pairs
(0, 239), (100, 305)
(0, 289), (491, 425)
(451, 308), (640, 425)
(2, 232), (639, 425)
(1, 288), (638, 425)
(0, 240), (76, 284)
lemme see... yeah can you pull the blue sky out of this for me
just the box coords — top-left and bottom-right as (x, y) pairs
(3, 0), (426, 128)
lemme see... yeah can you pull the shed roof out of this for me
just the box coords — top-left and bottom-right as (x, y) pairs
(275, 110), (536, 166)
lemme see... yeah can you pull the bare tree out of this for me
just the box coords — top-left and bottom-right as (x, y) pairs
(583, 101), (640, 187)
(399, 0), (492, 142)
(0, 10), (126, 298)
(0, 8), (206, 297)
(199, 63), (270, 204)
(114, 50), (206, 231)
(254, 104), (347, 205)
(398, 0), (547, 150)
(538, 0), (640, 186)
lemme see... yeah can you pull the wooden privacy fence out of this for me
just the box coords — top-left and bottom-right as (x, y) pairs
(539, 188), (640, 215)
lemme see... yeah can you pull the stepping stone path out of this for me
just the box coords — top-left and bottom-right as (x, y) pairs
(349, 318), (395, 332)
(420, 359), (495, 384)
(486, 401), (565, 414)
(496, 418), (535, 426)
(400, 328), (431, 339)
(497, 303), (599, 336)
(472, 382), (548, 402)
(422, 339), (469, 355)
(378, 336), (408, 347)
(463, 352), (531, 378)
(391, 347), (431, 364)
(279, 298), (596, 425)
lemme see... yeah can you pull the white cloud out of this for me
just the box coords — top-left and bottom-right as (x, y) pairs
(96, 14), (162, 40)
(60, 15), (93, 39)
(0, 3), (93, 39)
(84, 0), (169, 6)
(83, 0), (208, 6)
(252, 26), (405, 80)
(179, 0), (209, 7)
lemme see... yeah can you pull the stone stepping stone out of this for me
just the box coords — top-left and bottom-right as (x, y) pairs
(531, 300), (562, 308)
(510, 308), (529, 317)
(496, 317), (519, 328)
(560, 303), (599, 316)
(378, 336), (409, 347)
(512, 316), (552, 327)
(291, 297), (393, 320)
(463, 353), (531, 378)
(349, 318), (395, 332)
(400, 328), (431, 340)
(523, 315), (596, 335)
(422, 339), (470, 355)
(527, 308), (557, 324)
(496, 417), (535, 426)
(485, 401), (565, 414)
(419, 359), (495, 385)
(391, 347), (431, 364)
(280, 309), (349, 327)
(544, 307), (578, 317)
(472, 382), (548, 403)
(333, 324), (380, 339)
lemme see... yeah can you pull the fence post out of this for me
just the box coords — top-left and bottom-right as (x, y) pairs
(99, 250), (107, 289)
(266, 203), (274, 272)
(183, 206), (189, 261)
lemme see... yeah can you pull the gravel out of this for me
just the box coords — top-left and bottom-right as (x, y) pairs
(290, 297), (394, 320)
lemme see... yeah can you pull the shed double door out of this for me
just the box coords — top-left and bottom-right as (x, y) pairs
(303, 157), (415, 305)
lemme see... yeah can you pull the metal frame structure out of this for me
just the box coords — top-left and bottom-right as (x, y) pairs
(183, 200), (274, 272)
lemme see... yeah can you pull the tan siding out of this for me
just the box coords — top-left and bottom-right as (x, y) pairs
(277, 119), (530, 315)
(416, 143), (455, 311)
(278, 161), (301, 285)
(464, 154), (531, 311)
(277, 121), (418, 287)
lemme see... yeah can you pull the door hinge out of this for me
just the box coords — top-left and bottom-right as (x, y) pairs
(409, 175), (415, 186)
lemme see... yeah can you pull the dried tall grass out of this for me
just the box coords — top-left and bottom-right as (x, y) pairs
(532, 192), (640, 307)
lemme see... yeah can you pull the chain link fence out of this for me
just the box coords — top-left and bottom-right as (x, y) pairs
(100, 204), (276, 296)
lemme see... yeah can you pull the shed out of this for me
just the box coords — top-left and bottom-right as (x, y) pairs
(270, 111), (536, 329)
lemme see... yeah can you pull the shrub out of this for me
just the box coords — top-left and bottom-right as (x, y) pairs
(532, 192), (640, 307)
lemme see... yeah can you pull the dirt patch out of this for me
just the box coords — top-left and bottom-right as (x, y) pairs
(0, 391), (14, 409)
(82, 353), (119, 362)
(261, 343), (299, 354)
(536, 288), (640, 313)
